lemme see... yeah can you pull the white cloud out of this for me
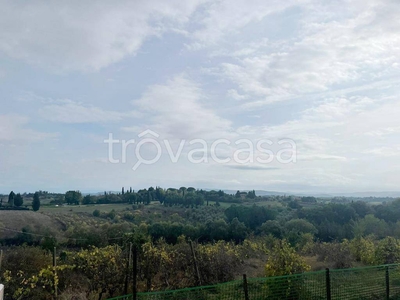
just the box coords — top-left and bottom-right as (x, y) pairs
(303, 97), (376, 121)
(0, 114), (56, 141)
(363, 147), (400, 157)
(252, 96), (386, 169)
(364, 127), (400, 137)
(188, 0), (300, 49)
(132, 74), (232, 139)
(259, 96), (379, 142)
(298, 154), (347, 161)
(209, 0), (400, 109)
(120, 126), (144, 134)
(227, 89), (248, 101)
(40, 100), (138, 124)
(0, 0), (205, 72)
(2, 0), (400, 192)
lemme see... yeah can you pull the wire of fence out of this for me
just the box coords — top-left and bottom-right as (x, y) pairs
(108, 263), (400, 300)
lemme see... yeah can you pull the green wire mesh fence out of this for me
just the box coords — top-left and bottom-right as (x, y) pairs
(108, 263), (400, 300)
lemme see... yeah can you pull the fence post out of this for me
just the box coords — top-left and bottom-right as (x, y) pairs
(53, 247), (57, 300)
(243, 274), (250, 300)
(326, 268), (331, 300)
(132, 246), (137, 300)
(124, 243), (132, 295)
(0, 249), (3, 273)
(189, 240), (202, 286)
(386, 266), (390, 300)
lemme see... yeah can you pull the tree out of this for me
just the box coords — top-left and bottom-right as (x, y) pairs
(350, 236), (376, 265)
(315, 241), (353, 269)
(246, 190), (256, 199)
(265, 240), (310, 276)
(65, 190), (82, 205)
(206, 219), (229, 241)
(125, 193), (137, 204)
(353, 214), (388, 238)
(8, 191), (15, 206)
(285, 218), (318, 243)
(14, 193), (23, 207)
(285, 219), (317, 235)
(195, 194), (204, 206)
(288, 200), (302, 209)
(179, 187), (187, 196)
(350, 201), (371, 218)
(82, 194), (93, 205)
(225, 204), (277, 230)
(375, 237), (400, 264)
(259, 220), (283, 238)
(32, 192), (41, 211)
(146, 190), (152, 205)
(228, 218), (247, 243)
(72, 246), (126, 299)
(155, 187), (165, 204)
(265, 240), (311, 299)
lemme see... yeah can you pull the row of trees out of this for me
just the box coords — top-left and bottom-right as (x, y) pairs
(0, 191), (40, 211)
(62, 187), (252, 207)
(2, 187), (260, 208)
(4, 191), (23, 207)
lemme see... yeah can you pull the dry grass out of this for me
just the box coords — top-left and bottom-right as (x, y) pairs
(304, 255), (330, 271)
(0, 210), (65, 239)
(239, 257), (268, 279)
(40, 203), (132, 213)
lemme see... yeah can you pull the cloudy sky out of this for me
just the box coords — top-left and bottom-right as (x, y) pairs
(1, 0), (400, 194)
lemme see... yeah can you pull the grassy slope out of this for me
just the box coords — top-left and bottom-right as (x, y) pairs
(0, 210), (65, 239)
(39, 203), (132, 213)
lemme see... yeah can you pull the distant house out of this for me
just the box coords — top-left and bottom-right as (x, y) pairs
(239, 192), (247, 199)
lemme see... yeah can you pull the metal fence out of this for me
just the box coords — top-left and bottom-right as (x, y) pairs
(108, 263), (400, 300)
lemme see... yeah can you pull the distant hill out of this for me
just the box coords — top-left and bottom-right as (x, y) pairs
(223, 189), (400, 198)
(78, 188), (400, 199)
(223, 189), (288, 196)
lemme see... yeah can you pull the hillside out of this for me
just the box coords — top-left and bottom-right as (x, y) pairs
(0, 211), (65, 239)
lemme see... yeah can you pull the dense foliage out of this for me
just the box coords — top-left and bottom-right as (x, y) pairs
(2, 188), (400, 299)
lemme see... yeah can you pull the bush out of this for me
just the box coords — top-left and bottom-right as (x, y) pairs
(315, 241), (353, 269)
(1, 246), (52, 299)
(123, 212), (135, 221)
(265, 240), (310, 276)
(107, 209), (116, 220)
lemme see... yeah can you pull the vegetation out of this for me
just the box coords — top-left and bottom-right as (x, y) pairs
(32, 192), (40, 211)
(2, 187), (400, 298)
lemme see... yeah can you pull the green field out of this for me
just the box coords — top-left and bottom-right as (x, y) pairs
(39, 203), (133, 213)
(206, 200), (283, 208)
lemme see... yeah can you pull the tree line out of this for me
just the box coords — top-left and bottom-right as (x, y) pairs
(60, 187), (257, 206)
(0, 191), (40, 211)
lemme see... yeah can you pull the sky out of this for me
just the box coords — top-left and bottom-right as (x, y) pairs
(1, 0), (400, 194)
